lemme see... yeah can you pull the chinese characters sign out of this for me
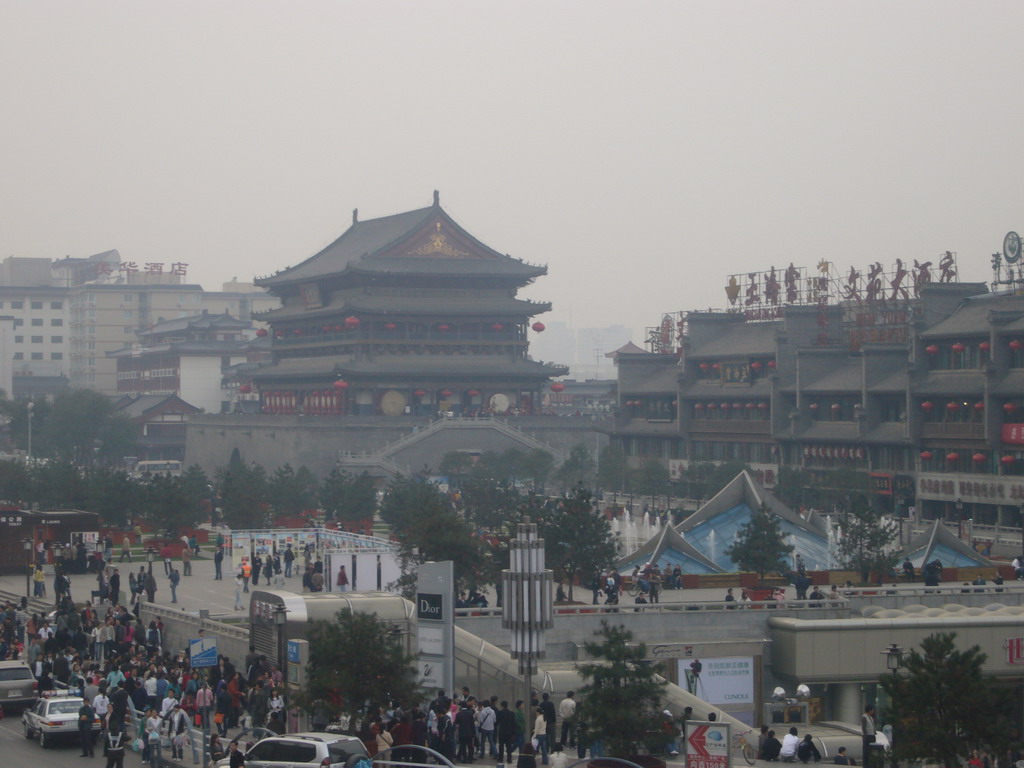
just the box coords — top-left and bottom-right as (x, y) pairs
(96, 262), (188, 276)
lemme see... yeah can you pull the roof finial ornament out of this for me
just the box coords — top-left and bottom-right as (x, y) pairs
(433, 189), (440, 206)
(352, 208), (358, 225)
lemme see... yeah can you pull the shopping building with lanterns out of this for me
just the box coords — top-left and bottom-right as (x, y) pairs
(612, 249), (1024, 531)
(248, 192), (567, 416)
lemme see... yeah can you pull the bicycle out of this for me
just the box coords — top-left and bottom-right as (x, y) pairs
(733, 729), (757, 765)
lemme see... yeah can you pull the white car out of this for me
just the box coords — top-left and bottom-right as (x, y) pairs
(22, 695), (101, 748)
(215, 733), (369, 768)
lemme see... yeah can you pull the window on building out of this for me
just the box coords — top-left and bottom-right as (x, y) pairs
(13, 352), (22, 360)
(31, 336), (42, 343)
(11, 301), (23, 309)
(30, 318), (42, 326)
(123, 310), (134, 319)
(51, 353), (63, 360)
(123, 294), (134, 302)
(51, 336), (62, 343)
(30, 352), (42, 360)
(30, 301), (42, 310)
(50, 301), (62, 310)
(13, 319), (22, 327)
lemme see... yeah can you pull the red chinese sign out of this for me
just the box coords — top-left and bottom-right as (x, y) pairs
(1002, 424), (1024, 445)
(685, 722), (730, 768)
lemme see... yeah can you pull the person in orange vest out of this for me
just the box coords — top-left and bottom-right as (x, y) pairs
(240, 558), (252, 593)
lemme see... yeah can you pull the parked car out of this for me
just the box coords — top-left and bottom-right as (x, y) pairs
(22, 695), (101, 748)
(0, 660), (37, 711)
(215, 733), (368, 768)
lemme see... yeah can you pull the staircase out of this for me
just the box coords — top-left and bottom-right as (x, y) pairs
(337, 416), (567, 477)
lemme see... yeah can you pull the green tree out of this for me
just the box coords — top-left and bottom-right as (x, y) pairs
(576, 622), (666, 758)
(597, 444), (629, 493)
(681, 461), (749, 501)
(31, 460), (87, 509)
(83, 467), (143, 528)
(380, 476), (483, 594)
(724, 504), (793, 582)
(635, 458), (670, 498)
(267, 464), (319, 518)
(299, 608), (422, 722)
(773, 466), (870, 516)
(880, 632), (1012, 768)
(539, 484), (617, 602)
(39, 389), (136, 465)
(461, 476), (522, 530)
(142, 473), (200, 536)
(0, 459), (32, 506)
(320, 469), (377, 523)
(521, 449), (555, 492)
(555, 444), (595, 491)
(217, 458), (270, 529)
(838, 506), (898, 583)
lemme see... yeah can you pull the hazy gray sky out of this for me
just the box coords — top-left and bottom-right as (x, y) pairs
(3, 1), (1024, 344)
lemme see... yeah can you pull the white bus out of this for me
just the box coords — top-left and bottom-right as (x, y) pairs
(134, 460), (183, 477)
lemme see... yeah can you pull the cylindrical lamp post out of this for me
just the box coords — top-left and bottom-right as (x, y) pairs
(501, 518), (554, 708)
(274, 605), (289, 731)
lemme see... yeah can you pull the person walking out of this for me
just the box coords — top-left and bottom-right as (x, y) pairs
(283, 545), (295, 578)
(533, 707), (549, 766)
(337, 565), (349, 592)
(214, 545), (224, 580)
(241, 558), (252, 592)
(109, 568), (121, 606)
(182, 546), (192, 576)
(120, 535), (132, 562)
(558, 691), (577, 749)
(861, 705), (877, 768)
(168, 566), (181, 604)
(234, 574), (245, 611)
(105, 724), (127, 768)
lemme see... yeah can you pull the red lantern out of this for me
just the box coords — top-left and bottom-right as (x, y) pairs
(550, 382), (565, 393)
(531, 322), (545, 332)
(974, 401), (984, 411)
(699, 363), (709, 371)
(440, 389), (453, 398)
(413, 389), (426, 397)
(712, 363), (720, 370)
(293, 328), (302, 335)
(239, 384), (252, 394)
(926, 344), (940, 355)
(438, 324), (451, 332)
(946, 401), (959, 411)
(767, 360), (777, 369)
(255, 328), (268, 338)
(1011, 340), (1023, 351)
(952, 342), (965, 353)
(920, 451), (934, 461)
(332, 380), (349, 390)
(745, 402), (755, 410)
(972, 453), (986, 463)
(322, 326), (332, 333)
(695, 403), (705, 411)
(921, 401), (934, 412)
(333, 324), (343, 332)
(1001, 455), (1016, 465)
(491, 323), (504, 331)
(809, 403), (819, 411)
(831, 403), (840, 410)
(1004, 403), (1018, 413)
(275, 330), (284, 338)
(721, 402), (730, 410)
(707, 403), (717, 410)
(758, 402), (769, 410)
(345, 316), (360, 327)
(946, 452), (960, 463)
(384, 322), (397, 330)
(467, 389), (480, 397)
(979, 341), (991, 352)
(750, 361), (762, 371)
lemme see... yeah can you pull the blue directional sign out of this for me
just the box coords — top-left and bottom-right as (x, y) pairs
(190, 637), (218, 668)
(288, 639), (300, 664)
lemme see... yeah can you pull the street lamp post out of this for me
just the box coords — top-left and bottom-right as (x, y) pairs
(274, 605), (289, 731)
(22, 538), (33, 598)
(956, 498), (964, 539)
(876, 643), (905, 768)
(145, 546), (156, 602)
(501, 517), (554, 709)
(26, 401), (33, 462)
